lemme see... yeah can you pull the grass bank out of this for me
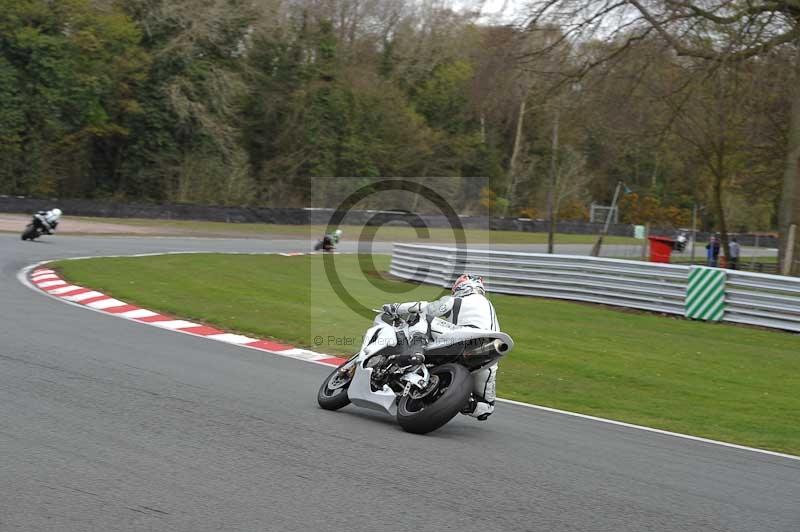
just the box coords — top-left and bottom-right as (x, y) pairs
(55, 253), (800, 454)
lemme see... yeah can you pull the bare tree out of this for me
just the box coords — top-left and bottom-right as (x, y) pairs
(521, 0), (800, 273)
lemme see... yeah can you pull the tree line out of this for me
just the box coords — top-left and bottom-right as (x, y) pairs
(1, 1), (798, 269)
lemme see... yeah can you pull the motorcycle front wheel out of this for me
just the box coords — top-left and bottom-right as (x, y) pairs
(317, 360), (354, 410)
(396, 363), (472, 434)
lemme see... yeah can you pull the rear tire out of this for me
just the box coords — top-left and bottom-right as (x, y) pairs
(396, 363), (472, 434)
(317, 361), (354, 411)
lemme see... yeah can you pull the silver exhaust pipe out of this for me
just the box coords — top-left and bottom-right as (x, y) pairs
(466, 339), (510, 358)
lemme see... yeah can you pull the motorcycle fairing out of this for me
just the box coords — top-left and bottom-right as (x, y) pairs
(347, 366), (398, 415)
(359, 320), (399, 359)
(344, 314), (513, 417)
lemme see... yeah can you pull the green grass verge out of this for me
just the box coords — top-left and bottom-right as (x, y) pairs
(54, 253), (800, 455)
(51, 216), (640, 245)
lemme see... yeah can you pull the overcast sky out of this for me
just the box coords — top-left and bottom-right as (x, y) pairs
(476, 0), (525, 23)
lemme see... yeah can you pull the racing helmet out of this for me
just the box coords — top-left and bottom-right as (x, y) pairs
(51, 208), (62, 220)
(334, 229), (342, 237)
(452, 274), (485, 297)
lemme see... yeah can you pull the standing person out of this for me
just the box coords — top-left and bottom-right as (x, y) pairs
(706, 235), (720, 267)
(728, 237), (741, 270)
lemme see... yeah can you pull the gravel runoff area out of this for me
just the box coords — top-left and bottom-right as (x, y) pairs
(0, 213), (228, 236)
(1, 213), (168, 235)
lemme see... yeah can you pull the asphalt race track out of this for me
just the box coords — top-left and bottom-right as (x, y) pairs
(1, 233), (798, 532)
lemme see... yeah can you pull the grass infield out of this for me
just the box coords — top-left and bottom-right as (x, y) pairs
(54, 253), (800, 455)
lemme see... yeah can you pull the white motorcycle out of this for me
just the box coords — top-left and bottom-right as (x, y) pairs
(317, 309), (513, 434)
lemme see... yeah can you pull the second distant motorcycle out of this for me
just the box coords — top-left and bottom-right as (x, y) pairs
(314, 229), (342, 251)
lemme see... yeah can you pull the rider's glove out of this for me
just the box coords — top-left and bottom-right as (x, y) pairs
(382, 303), (399, 318)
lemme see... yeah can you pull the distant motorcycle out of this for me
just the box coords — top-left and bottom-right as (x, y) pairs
(674, 231), (688, 252)
(21, 209), (62, 241)
(313, 229), (342, 252)
(317, 308), (513, 434)
(313, 235), (334, 251)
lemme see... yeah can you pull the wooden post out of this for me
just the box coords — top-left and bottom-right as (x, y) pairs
(690, 203), (698, 264)
(504, 97), (527, 217)
(641, 223), (650, 260)
(782, 224), (797, 276)
(750, 234), (759, 270)
(591, 180), (623, 257)
(547, 104), (561, 255)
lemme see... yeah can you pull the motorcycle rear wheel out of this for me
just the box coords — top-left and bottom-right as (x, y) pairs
(317, 361), (354, 410)
(396, 363), (472, 434)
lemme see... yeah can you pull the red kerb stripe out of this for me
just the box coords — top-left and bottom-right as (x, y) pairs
(246, 340), (293, 352)
(54, 287), (90, 297)
(136, 314), (175, 323)
(104, 305), (141, 314)
(79, 295), (111, 306)
(317, 357), (348, 366)
(180, 325), (224, 336)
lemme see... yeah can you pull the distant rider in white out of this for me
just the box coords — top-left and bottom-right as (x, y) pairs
(34, 208), (62, 234)
(383, 274), (499, 420)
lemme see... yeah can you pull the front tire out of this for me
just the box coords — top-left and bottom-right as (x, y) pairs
(21, 225), (37, 241)
(396, 363), (472, 434)
(317, 361), (354, 410)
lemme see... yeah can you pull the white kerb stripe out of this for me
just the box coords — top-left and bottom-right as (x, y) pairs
(37, 280), (68, 288)
(86, 298), (127, 310)
(279, 348), (329, 361)
(33, 269), (55, 275)
(32, 274), (60, 281)
(48, 285), (83, 295)
(119, 309), (158, 319)
(63, 291), (104, 302)
(151, 320), (200, 330)
(207, 333), (258, 345)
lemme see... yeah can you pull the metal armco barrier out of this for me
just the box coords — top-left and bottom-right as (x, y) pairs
(724, 269), (800, 332)
(390, 244), (800, 333)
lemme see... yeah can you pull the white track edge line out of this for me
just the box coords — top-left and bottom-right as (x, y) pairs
(17, 258), (800, 463)
(494, 398), (800, 462)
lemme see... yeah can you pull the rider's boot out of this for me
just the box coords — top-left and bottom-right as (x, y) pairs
(463, 364), (498, 420)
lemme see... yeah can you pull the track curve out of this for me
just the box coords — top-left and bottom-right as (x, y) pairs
(1, 233), (798, 532)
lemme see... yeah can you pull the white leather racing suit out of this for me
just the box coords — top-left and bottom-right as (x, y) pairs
(395, 293), (499, 419)
(34, 210), (60, 233)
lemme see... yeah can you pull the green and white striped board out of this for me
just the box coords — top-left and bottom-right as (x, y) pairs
(685, 267), (726, 321)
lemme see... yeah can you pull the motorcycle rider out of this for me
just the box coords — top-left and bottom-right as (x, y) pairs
(320, 229), (343, 251)
(33, 208), (62, 234)
(674, 231), (688, 253)
(383, 274), (499, 421)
